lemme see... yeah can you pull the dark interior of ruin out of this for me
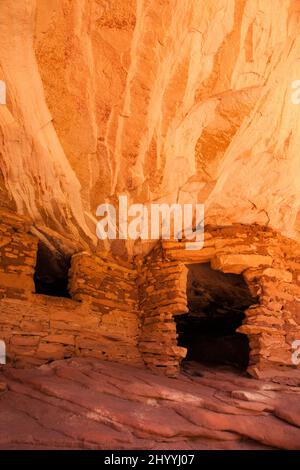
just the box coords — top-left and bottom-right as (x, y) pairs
(175, 263), (256, 371)
(34, 242), (71, 298)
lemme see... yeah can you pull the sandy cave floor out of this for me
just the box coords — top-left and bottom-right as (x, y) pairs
(0, 358), (300, 450)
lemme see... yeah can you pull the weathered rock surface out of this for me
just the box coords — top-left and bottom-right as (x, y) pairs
(0, 358), (300, 450)
(1, 1), (300, 250)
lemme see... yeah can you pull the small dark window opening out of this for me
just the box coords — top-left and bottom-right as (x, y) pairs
(34, 242), (71, 298)
(175, 263), (256, 371)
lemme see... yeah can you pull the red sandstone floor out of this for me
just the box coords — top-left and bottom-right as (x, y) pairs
(0, 359), (300, 450)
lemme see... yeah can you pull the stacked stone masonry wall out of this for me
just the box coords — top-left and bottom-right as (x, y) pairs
(137, 245), (188, 376)
(0, 211), (142, 367)
(1, 211), (300, 379)
(138, 225), (300, 377)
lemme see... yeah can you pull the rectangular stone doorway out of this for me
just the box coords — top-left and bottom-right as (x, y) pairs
(175, 263), (257, 372)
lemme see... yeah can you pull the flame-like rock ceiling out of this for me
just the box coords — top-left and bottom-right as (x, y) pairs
(1, 0), (300, 251)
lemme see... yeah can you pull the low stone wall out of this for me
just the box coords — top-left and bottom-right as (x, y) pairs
(139, 225), (300, 378)
(0, 293), (142, 368)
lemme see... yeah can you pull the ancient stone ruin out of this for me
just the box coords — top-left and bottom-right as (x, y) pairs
(2, 0), (300, 451)
(1, 208), (300, 381)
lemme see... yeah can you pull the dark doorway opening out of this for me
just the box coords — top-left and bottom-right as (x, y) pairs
(34, 242), (71, 298)
(175, 263), (256, 371)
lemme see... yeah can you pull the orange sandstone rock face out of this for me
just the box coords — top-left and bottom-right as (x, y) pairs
(1, 1), (300, 249)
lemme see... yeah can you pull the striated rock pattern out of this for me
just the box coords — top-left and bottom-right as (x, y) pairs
(0, 1), (300, 249)
(1, 358), (300, 450)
